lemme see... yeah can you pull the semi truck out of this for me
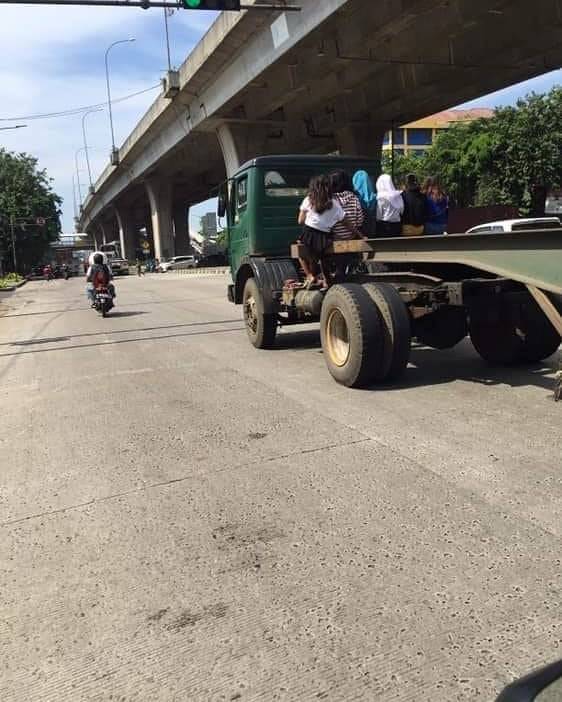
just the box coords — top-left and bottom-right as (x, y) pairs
(220, 155), (562, 392)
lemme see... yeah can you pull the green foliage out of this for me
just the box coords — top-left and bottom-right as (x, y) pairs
(380, 151), (428, 188)
(380, 87), (561, 214)
(0, 149), (62, 272)
(0, 272), (23, 288)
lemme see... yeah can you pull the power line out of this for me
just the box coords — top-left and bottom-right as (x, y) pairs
(0, 84), (160, 122)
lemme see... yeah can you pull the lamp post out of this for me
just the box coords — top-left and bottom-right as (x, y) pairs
(105, 37), (135, 165)
(81, 108), (102, 192)
(71, 173), (78, 219)
(74, 147), (86, 204)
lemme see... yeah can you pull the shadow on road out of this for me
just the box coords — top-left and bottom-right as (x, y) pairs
(0, 319), (242, 347)
(106, 311), (147, 318)
(375, 342), (559, 394)
(0, 326), (244, 358)
(273, 329), (559, 393)
(0, 299), (208, 318)
(275, 329), (321, 351)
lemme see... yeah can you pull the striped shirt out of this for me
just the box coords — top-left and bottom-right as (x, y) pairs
(332, 191), (365, 239)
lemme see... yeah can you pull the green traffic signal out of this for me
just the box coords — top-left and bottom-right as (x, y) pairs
(181, 0), (240, 9)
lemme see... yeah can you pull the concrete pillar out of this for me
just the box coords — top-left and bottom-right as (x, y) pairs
(216, 122), (289, 178)
(145, 177), (174, 260)
(335, 124), (387, 167)
(217, 124), (243, 178)
(172, 202), (191, 256)
(98, 222), (107, 246)
(88, 227), (99, 250)
(114, 205), (136, 261)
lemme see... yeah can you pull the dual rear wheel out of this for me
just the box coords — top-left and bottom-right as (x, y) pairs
(320, 283), (411, 388)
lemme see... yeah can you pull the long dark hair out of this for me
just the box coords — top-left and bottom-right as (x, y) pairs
(329, 170), (353, 194)
(423, 176), (446, 201)
(308, 175), (333, 214)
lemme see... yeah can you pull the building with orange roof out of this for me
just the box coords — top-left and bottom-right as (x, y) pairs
(382, 108), (494, 157)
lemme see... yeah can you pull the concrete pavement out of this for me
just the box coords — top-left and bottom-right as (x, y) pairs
(1, 276), (560, 701)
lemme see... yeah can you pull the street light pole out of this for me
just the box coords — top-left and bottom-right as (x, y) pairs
(74, 147), (85, 204)
(71, 173), (78, 219)
(105, 37), (135, 165)
(81, 108), (102, 191)
(10, 213), (17, 273)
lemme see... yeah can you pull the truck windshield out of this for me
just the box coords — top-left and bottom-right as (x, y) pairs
(263, 166), (376, 199)
(263, 169), (312, 199)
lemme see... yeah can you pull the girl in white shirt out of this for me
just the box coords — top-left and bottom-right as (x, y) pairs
(298, 175), (355, 287)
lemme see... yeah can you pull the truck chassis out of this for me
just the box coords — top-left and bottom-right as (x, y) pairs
(230, 228), (562, 392)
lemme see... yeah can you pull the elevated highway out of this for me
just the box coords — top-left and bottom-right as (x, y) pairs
(78, 0), (562, 259)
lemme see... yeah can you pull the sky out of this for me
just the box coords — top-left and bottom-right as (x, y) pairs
(0, 5), (560, 236)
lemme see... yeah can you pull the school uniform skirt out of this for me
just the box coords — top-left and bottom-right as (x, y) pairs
(299, 225), (332, 258)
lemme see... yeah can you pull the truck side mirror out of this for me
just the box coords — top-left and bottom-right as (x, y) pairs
(217, 187), (227, 219)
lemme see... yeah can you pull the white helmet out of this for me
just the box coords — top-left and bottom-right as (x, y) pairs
(88, 251), (108, 265)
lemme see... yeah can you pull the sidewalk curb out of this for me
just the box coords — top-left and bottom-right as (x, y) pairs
(0, 279), (27, 292)
(170, 267), (229, 276)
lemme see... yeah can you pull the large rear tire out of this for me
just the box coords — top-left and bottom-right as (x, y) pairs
(469, 312), (522, 365)
(415, 307), (468, 350)
(518, 299), (561, 362)
(362, 282), (411, 381)
(320, 283), (384, 388)
(470, 298), (561, 365)
(243, 277), (277, 349)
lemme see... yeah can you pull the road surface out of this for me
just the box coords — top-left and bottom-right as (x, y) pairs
(1, 275), (560, 701)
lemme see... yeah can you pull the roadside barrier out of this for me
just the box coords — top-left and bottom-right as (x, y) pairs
(170, 267), (229, 276)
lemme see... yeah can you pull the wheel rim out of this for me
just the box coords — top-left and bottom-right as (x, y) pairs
(326, 307), (350, 367)
(244, 294), (258, 334)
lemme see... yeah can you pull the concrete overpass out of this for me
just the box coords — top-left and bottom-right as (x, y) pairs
(79, 0), (562, 259)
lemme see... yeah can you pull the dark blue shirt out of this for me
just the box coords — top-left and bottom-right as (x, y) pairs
(426, 195), (448, 226)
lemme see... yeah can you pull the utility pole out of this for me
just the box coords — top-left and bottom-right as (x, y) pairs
(10, 213), (17, 273)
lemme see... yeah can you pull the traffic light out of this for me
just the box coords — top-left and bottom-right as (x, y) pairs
(181, 0), (241, 9)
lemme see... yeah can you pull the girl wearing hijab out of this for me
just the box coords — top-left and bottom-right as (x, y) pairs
(353, 170), (377, 236)
(375, 174), (404, 237)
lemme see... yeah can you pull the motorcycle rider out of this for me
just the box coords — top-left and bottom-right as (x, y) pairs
(86, 253), (115, 306)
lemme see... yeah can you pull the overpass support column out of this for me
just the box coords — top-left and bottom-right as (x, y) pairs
(145, 178), (174, 260)
(335, 124), (386, 165)
(114, 205), (136, 261)
(98, 222), (107, 246)
(172, 202), (191, 256)
(217, 123), (288, 178)
(88, 227), (99, 250)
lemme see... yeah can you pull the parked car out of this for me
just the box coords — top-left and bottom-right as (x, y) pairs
(196, 253), (227, 268)
(157, 255), (196, 272)
(466, 217), (561, 234)
(109, 258), (130, 275)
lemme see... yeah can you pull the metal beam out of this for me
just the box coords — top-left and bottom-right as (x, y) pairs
(291, 229), (562, 295)
(0, 0), (300, 8)
(527, 286), (562, 337)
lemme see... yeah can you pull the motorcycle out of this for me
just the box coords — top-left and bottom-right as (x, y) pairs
(93, 285), (114, 317)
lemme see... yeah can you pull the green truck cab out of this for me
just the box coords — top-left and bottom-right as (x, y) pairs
(222, 154), (377, 295)
(220, 154), (562, 392)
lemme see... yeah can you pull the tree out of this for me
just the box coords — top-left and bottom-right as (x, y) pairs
(422, 87), (562, 213)
(0, 149), (62, 272)
(380, 151), (428, 189)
